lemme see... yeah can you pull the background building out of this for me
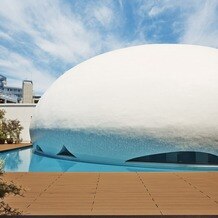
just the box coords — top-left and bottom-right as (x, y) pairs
(3, 86), (22, 102)
(0, 75), (39, 142)
(22, 80), (33, 103)
(33, 95), (41, 104)
(0, 75), (21, 103)
(0, 75), (40, 104)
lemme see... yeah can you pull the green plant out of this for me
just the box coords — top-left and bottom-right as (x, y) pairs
(0, 110), (6, 144)
(4, 120), (14, 142)
(0, 109), (23, 144)
(6, 138), (14, 144)
(0, 110), (5, 121)
(0, 160), (23, 215)
(11, 120), (23, 144)
(0, 131), (6, 144)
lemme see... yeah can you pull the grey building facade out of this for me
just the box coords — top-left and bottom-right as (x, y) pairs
(0, 75), (39, 103)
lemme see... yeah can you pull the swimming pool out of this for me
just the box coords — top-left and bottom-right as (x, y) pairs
(1, 148), (218, 172)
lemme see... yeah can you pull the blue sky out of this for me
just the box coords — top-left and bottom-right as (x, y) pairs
(0, 0), (218, 94)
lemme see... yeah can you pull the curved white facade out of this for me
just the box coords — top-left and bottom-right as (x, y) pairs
(30, 44), (218, 165)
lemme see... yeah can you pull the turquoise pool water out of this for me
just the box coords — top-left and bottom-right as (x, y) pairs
(0, 148), (218, 172)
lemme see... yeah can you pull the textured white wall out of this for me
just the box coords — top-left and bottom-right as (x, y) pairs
(32, 44), (218, 135)
(0, 104), (36, 142)
(30, 44), (218, 164)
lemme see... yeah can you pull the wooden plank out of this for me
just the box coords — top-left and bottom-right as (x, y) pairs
(0, 143), (32, 152)
(2, 172), (218, 215)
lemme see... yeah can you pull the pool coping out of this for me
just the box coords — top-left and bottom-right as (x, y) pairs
(0, 143), (32, 153)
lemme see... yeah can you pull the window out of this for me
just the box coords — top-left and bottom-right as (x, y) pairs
(36, 145), (43, 152)
(57, 146), (76, 157)
(126, 151), (218, 165)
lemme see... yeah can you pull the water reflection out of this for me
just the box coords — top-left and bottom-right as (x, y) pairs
(0, 148), (31, 172)
(0, 148), (218, 172)
(29, 152), (76, 172)
(4, 152), (22, 170)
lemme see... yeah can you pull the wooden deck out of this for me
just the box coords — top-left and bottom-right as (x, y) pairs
(0, 143), (32, 152)
(2, 172), (218, 215)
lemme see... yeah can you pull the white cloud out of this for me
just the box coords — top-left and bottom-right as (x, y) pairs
(93, 6), (114, 26)
(0, 46), (56, 94)
(139, 0), (195, 18)
(136, 0), (218, 47)
(0, 0), (101, 63)
(180, 0), (218, 48)
(0, 0), (125, 65)
(0, 31), (12, 40)
(0, 0), (217, 94)
(0, 0), (124, 93)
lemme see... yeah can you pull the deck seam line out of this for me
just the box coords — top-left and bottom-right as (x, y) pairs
(136, 172), (163, 215)
(174, 173), (218, 205)
(26, 172), (64, 209)
(91, 173), (100, 212)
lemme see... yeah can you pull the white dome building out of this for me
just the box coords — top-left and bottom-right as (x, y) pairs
(30, 44), (218, 166)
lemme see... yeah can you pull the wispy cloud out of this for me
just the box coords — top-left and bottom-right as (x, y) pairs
(0, 31), (12, 40)
(0, 46), (56, 93)
(0, 0), (125, 93)
(180, 0), (218, 47)
(0, 0), (217, 94)
(0, 0), (121, 64)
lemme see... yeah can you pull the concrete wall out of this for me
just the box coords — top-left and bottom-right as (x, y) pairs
(0, 104), (36, 142)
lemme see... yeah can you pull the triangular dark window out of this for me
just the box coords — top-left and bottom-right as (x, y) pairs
(57, 146), (76, 157)
(36, 145), (43, 152)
